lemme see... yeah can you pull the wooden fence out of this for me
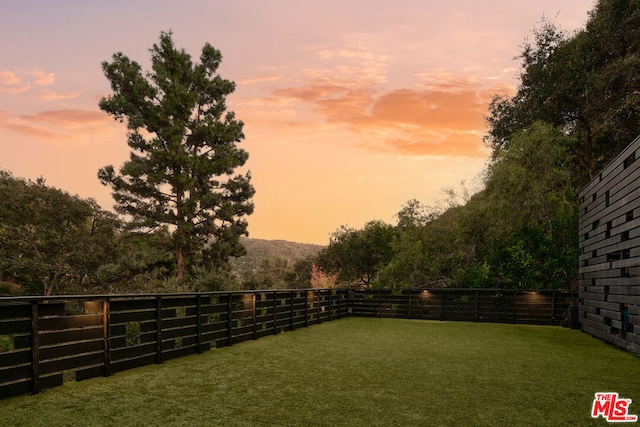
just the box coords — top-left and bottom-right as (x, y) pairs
(0, 288), (575, 399)
(348, 288), (576, 325)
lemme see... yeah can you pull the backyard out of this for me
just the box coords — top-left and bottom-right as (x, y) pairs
(1, 317), (638, 426)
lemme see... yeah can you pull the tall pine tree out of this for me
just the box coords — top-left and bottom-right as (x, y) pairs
(98, 31), (254, 287)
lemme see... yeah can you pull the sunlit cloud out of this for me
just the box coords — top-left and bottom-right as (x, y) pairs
(238, 74), (284, 85)
(26, 69), (56, 86)
(40, 90), (80, 101)
(237, 44), (511, 158)
(0, 109), (120, 142)
(0, 70), (30, 93)
(264, 72), (504, 158)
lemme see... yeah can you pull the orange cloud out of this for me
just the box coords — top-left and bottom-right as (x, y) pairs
(266, 75), (502, 158)
(20, 110), (107, 128)
(0, 70), (30, 93)
(1, 109), (120, 142)
(40, 90), (80, 101)
(26, 69), (55, 86)
(238, 74), (284, 85)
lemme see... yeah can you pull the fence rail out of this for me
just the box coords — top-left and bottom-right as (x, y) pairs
(0, 288), (575, 399)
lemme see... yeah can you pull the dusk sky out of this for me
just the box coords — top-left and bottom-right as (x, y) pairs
(1, 1), (594, 244)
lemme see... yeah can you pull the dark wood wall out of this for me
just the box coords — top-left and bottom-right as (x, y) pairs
(579, 135), (640, 356)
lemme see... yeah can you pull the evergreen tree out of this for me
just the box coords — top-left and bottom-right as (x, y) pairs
(98, 31), (255, 287)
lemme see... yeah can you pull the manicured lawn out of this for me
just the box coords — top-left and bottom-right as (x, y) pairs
(1, 317), (638, 426)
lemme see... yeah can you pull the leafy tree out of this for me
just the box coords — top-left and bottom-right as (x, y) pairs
(316, 221), (395, 288)
(482, 122), (579, 288)
(0, 170), (119, 295)
(486, 0), (640, 184)
(95, 227), (176, 293)
(98, 31), (254, 287)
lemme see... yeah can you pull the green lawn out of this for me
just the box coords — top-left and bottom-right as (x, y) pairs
(1, 318), (639, 426)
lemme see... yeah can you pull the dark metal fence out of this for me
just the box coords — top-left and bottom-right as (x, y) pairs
(0, 287), (575, 399)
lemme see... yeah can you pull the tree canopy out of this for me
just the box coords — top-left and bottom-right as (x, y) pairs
(98, 31), (254, 288)
(0, 170), (119, 295)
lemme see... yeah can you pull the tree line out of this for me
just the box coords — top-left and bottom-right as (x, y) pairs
(2, 0), (639, 294)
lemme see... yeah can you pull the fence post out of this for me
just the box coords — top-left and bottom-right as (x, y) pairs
(155, 296), (163, 364)
(273, 291), (278, 335)
(227, 293), (233, 346)
(304, 291), (309, 327)
(440, 290), (445, 321)
(290, 291), (295, 331)
(317, 289), (321, 323)
(103, 298), (111, 376)
(30, 301), (40, 395)
(474, 291), (480, 322)
(551, 291), (557, 325)
(327, 290), (332, 321)
(196, 294), (202, 353)
(513, 290), (518, 323)
(408, 290), (412, 319)
(252, 293), (257, 340)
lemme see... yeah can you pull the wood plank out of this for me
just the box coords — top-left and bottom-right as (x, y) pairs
(0, 379), (30, 398)
(0, 304), (31, 320)
(39, 352), (104, 376)
(0, 364), (30, 383)
(75, 365), (104, 382)
(110, 354), (155, 374)
(40, 339), (104, 361)
(0, 319), (30, 334)
(110, 299), (156, 311)
(0, 349), (30, 367)
(39, 326), (103, 346)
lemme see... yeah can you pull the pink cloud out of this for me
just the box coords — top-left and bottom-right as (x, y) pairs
(40, 90), (80, 101)
(1, 109), (120, 142)
(238, 74), (284, 85)
(26, 69), (55, 86)
(0, 70), (30, 93)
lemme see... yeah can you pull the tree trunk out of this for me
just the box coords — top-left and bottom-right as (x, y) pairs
(176, 244), (184, 285)
(176, 189), (185, 287)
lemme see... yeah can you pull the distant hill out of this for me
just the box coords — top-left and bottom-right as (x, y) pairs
(230, 237), (325, 279)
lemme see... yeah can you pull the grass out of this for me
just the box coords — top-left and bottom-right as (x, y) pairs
(1, 317), (639, 426)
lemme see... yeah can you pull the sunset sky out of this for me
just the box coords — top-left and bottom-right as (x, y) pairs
(1, 0), (594, 244)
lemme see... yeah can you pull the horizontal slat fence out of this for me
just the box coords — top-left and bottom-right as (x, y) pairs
(0, 287), (574, 399)
(348, 289), (575, 325)
(0, 289), (347, 399)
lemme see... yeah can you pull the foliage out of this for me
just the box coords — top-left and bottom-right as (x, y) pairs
(94, 228), (176, 293)
(482, 122), (579, 288)
(486, 0), (640, 183)
(0, 170), (120, 295)
(98, 31), (254, 287)
(316, 220), (395, 288)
